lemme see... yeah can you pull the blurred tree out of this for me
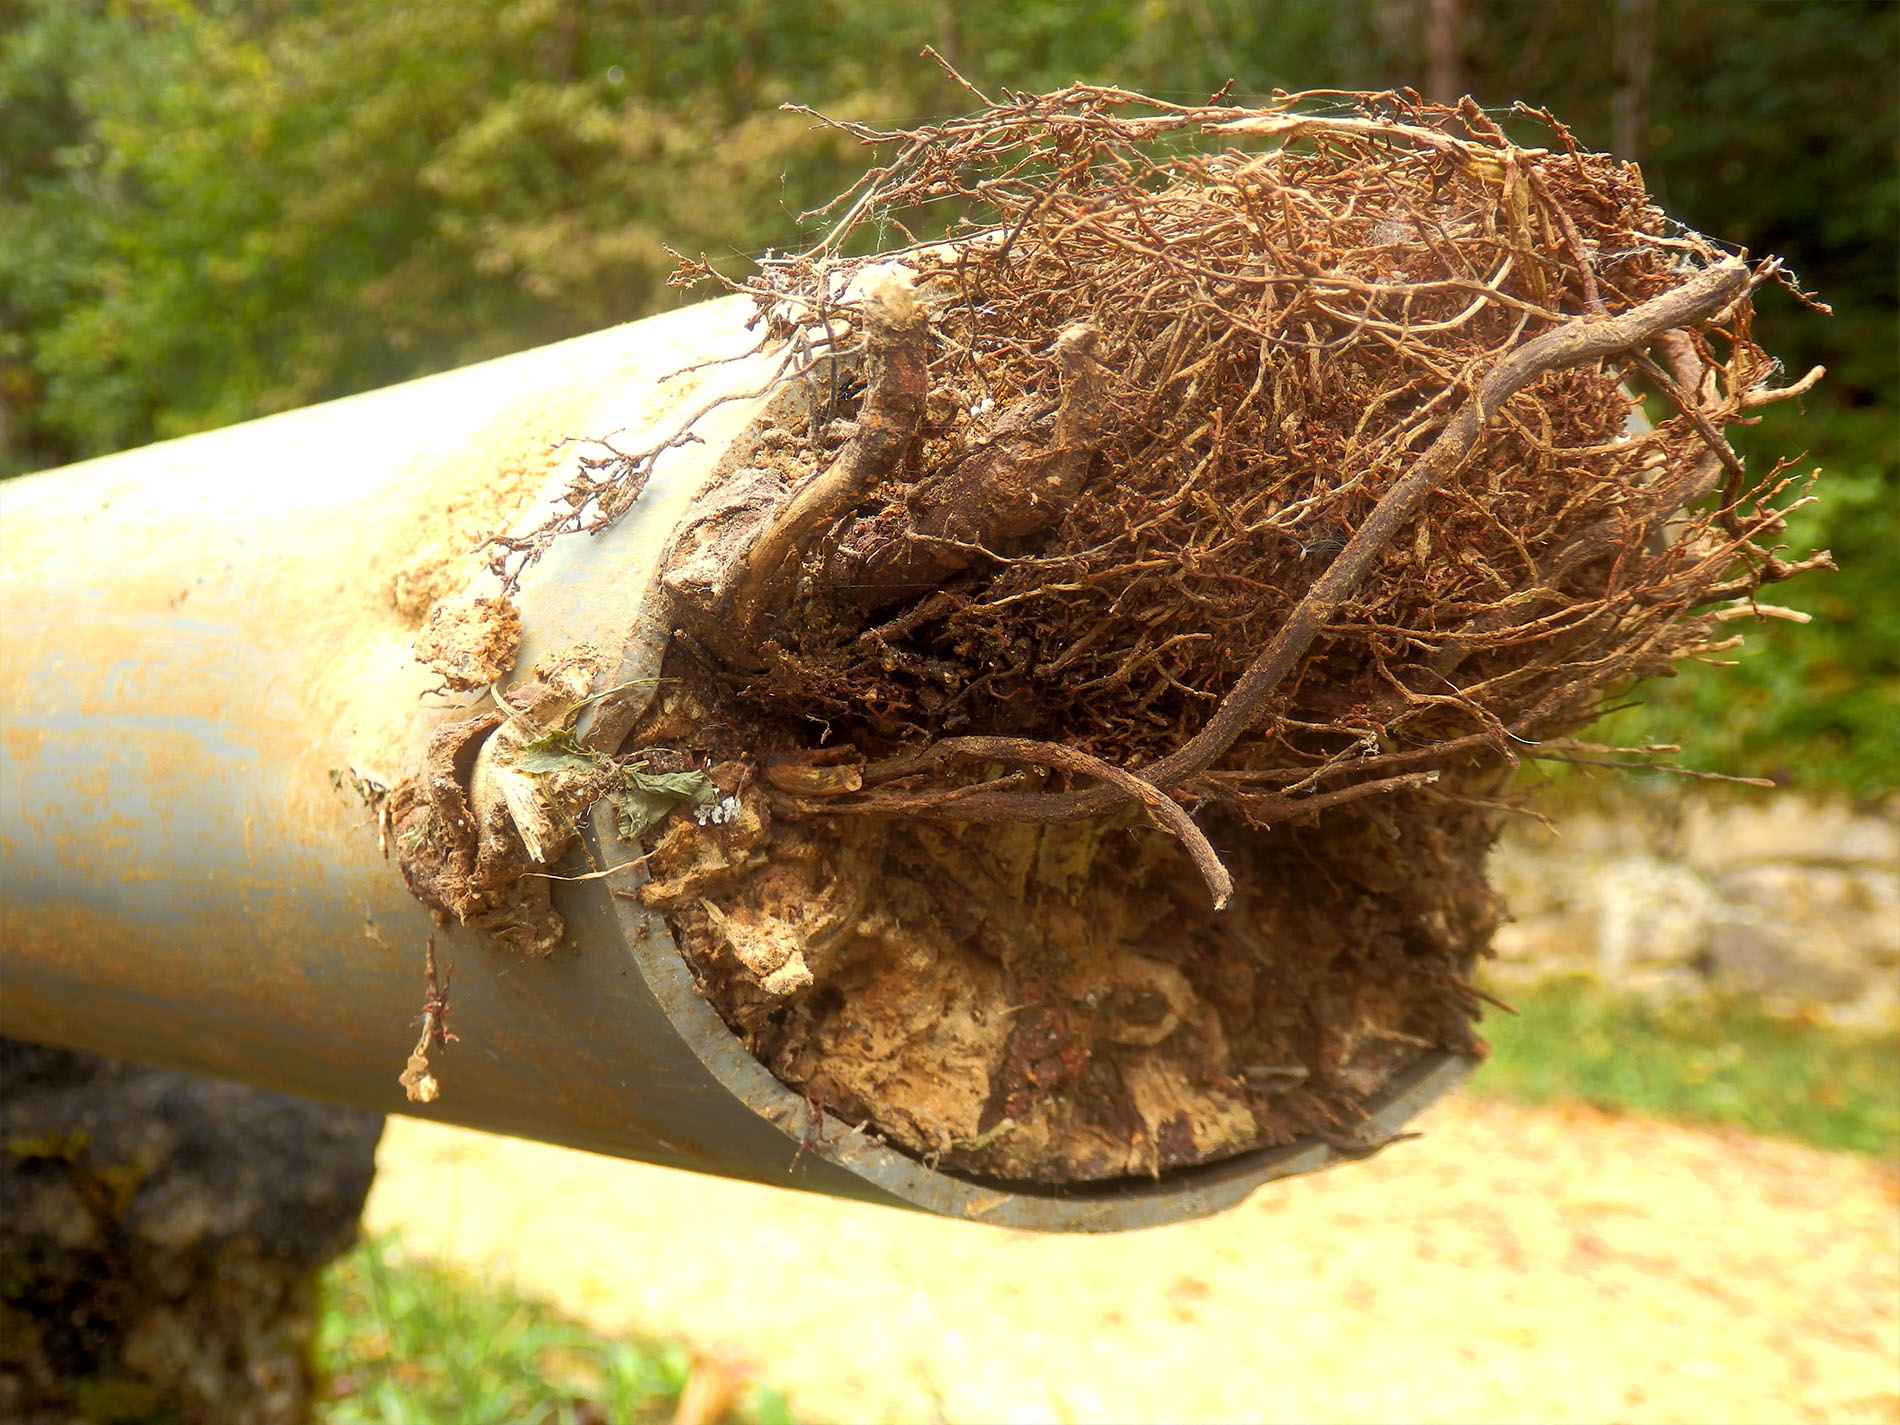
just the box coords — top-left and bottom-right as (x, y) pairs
(1610, 0), (1654, 164)
(1424, 0), (1467, 104)
(0, 0), (897, 468)
(1, 0), (1892, 791)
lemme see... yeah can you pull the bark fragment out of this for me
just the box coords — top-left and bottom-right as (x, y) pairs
(392, 651), (616, 956)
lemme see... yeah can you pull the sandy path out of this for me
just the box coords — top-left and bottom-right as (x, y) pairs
(364, 1095), (1899, 1425)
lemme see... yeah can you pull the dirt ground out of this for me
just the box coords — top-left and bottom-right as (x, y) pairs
(365, 1094), (1899, 1425)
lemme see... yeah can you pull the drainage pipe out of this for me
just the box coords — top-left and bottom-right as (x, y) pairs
(0, 295), (1473, 1231)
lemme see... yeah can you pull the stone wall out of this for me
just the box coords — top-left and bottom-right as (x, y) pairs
(1487, 793), (1899, 1027)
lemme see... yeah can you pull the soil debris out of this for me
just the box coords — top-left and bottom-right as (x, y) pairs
(413, 594), (522, 691)
(390, 440), (562, 619)
(632, 690), (1495, 1181)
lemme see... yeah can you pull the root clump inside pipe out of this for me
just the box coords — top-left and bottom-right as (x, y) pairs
(631, 669), (1497, 1180)
(405, 83), (1829, 1185)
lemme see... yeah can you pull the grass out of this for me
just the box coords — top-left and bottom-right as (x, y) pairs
(1569, 400), (1900, 801)
(1473, 976), (1900, 1157)
(316, 1234), (794, 1425)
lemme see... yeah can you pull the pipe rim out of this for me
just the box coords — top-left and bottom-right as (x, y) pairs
(584, 818), (1476, 1233)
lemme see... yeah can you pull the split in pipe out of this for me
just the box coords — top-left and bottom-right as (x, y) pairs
(0, 295), (1475, 1231)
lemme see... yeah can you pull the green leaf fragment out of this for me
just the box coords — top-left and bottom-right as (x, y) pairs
(513, 729), (601, 774)
(628, 769), (719, 803)
(615, 768), (718, 840)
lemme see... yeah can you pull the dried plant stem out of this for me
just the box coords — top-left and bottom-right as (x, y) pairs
(397, 934), (457, 1104)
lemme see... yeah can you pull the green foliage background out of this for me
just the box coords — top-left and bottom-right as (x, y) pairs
(4, 0), (1894, 794)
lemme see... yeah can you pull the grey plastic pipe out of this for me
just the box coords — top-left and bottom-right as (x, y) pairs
(0, 296), (1473, 1231)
